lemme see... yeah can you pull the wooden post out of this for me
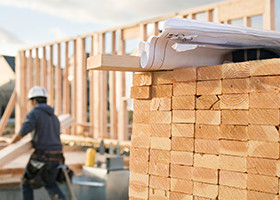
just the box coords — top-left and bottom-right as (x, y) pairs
(100, 33), (108, 138)
(89, 35), (95, 137)
(207, 10), (214, 22)
(15, 52), (25, 133)
(76, 37), (87, 134)
(55, 43), (62, 115)
(140, 23), (147, 41)
(244, 16), (252, 27)
(264, 0), (275, 30)
(153, 22), (160, 36)
(27, 49), (33, 111)
(109, 31), (118, 139)
(35, 48), (40, 85)
(63, 42), (70, 134)
(48, 45), (54, 108)
(93, 34), (101, 139)
(117, 29), (129, 141)
(41, 47), (47, 89)
(22, 51), (27, 119)
(64, 42), (70, 114)
(0, 90), (17, 136)
(71, 40), (77, 135)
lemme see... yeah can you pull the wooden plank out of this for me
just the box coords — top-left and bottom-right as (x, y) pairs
(222, 62), (250, 79)
(109, 71), (117, 139)
(222, 78), (249, 94)
(152, 71), (174, 85)
(172, 96), (195, 110)
(250, 76), (280, 93)
(248, 125), (278, 142)
(220, 140), (247, 157)
(55, 43), (62, 115)
(170, 192), (193, 200)
(193, 182), (218, 199)
(263, 0), (275, 30)
(150, 175), (170, 191)
(220, 170), (247, 189)
(171, 137), (194, 152)
(173, 82), (196, 96)
(195, 139), (219, 155)
(197, 65), (222, 80)
(249, 109), (279, 125)
(0, 90), (16, 136)
(170, 165), (193, 180)
(15, 52), (25, 133)
(63, 42), (70, 115)
(195, 125), (220, 140)
(222, 110), (249, 125)
(150, 98), (171, 111)
(129, 184), (149, 199)
(220, 125), (248, 141)
(133, 72), (152, 86)
(76, 38), (87, 134)
(194, 153), (219, 169)
(129, 172), (149, 187)
(193, 168), (218, 184)
(152, 85), (173, 98)
(172, 124), (194, 138)
(150, 137), (171, 150)
(149, 162), (169, 177)
(131, 86), (151, 99)
(247, 190), (277, 200)
(219, 155), (247, 172)
(151, 124), (171, 137)
(0, 114), (75, 166)
(250, 59), (280, 76)
(196, 110), (221, 125)
(196, 95), (220, 110)
(247, 157), (277, 176)
(172, 110), (195, 123)
(247, 174), (278, 194)
(35, 48), (40, 85)
(48, 45), (54, 108)
(130, 147), (150, 163)
(170, 178), (193, 194)
(41, 47), (47, 88)
(220, 94), (249, 110)
(197, 80), (221, 95)
(150, 149), (170, 164)
(149, 188), (170, 200)
(132, 123), (151, 137)
(219, 186), (246, 200)
(249, 93), (280, 109)
(248, 141), (279, 159)
(71, 40), (77, 135)
(173, 67), (196, 82)
(171, 151), (193, 166)
(87, 54), (151, 72)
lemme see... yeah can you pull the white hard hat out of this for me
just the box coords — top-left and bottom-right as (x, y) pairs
(27, 86), (48, 99)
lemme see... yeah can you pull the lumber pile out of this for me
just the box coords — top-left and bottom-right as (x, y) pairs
(129, 58), (280, 199)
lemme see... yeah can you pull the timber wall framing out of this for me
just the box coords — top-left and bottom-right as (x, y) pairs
(129, 58), (280, 200)
(14, 0), (275, 141)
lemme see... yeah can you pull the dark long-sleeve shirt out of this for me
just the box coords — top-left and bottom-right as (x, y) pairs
(19, 103), (62, 151)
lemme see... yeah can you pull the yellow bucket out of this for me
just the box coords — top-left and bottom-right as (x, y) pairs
(85, 148), (96, 167)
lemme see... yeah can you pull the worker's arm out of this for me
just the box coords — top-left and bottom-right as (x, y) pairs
(9, 133), (23, 144)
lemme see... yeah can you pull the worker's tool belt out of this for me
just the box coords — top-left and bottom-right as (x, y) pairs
(33, 149), (65, 162)
(22, 150), (64, 189)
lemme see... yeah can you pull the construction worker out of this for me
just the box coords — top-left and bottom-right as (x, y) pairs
(10, 86), (66, 200)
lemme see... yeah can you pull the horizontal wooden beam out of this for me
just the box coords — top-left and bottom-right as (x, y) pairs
(87, 54), (153, 72)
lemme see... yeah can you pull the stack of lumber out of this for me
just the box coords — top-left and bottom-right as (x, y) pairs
(129, 58), (280, 200)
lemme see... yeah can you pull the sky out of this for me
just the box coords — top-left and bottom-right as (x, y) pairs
(0, 0), (228, 56)
(0, 0), (279, 56)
